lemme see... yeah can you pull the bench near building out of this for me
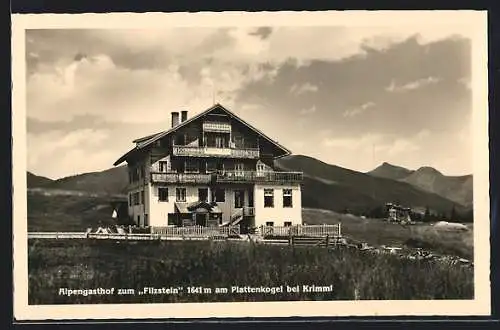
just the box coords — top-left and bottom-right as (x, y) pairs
(113, 103), (303, 232)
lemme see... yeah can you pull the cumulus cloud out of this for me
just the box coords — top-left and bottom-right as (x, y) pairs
(27, 129), (114, 178)
(290, 82), (319, 95)
(298, 105), (317, 115)
(343, 101), (376, 118)
(25, 25), (474, 178)
(385, 76), (441, 92)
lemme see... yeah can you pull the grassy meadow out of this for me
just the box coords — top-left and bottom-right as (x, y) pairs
(303, 208), (474, 260)
(27, 192), (475, 304)
(28, 239), (474, 304)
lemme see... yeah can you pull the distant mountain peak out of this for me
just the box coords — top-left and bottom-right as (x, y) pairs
(415, 166), (443, 176)
(368, 162), (414, 180)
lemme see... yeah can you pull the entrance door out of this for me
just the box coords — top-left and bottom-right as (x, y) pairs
(248, 189), (254, 207)
(198, 188), (208, 202)
(195, 213), (207, 226)
(234, 190), (244, 209)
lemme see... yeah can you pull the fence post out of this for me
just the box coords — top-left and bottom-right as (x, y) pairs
(338, 223), (342, 237)
(326, 234), (329, 248)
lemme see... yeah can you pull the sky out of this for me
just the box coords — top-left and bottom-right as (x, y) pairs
(26, 25), (473, 179)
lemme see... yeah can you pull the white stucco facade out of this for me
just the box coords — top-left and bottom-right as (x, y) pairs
(253, 183), (302, 227)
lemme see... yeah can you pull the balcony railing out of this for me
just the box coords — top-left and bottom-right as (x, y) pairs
(216, 171), (303, 184)
(202, 122), (232, 133)
(151, 172), (212, 184)
(150, 171), (302, 184)
(172, 145), (260, 159)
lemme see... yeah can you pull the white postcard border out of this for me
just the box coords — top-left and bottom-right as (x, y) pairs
(11, 10), (491, 320)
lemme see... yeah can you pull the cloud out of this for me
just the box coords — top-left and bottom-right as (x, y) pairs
(385, 76), (441, 92)
(25, 28), (474, 177)
(298, 105), (317, 115)
(290, 82), (319, 95)
(27, 53), (260, 124)
(248, 27), (273, 40)
(342, 101), (376, 118)
(27, 129), (113, 178)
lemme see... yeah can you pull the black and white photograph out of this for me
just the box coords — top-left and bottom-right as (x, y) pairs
(12, 11), (490, 320)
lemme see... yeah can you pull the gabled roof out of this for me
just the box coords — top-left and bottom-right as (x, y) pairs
(114, 103), (291, 166)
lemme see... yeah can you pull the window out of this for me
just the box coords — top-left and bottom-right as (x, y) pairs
(140, 190), (145, 205)
(265, 221), (274, 227)
(284, 221), (292, 227)
(132, 192), (140, 206)
(140, 165), (145, 179)
(159, 187), (168, 202)
(159, 161), (169, 173)
(211, 188), (225, 202)
(130, 167), (139, 182)
(198, 188), (208, 202)
(176, 188), (187, 202)
(168, 213), (178, 226)
(128, 193), (132, 206)
(185, 159), (199, 173)
(206, 160), (217, 173)
(234, 190), (244, 208)
(264, 189), (274, 208)
(283, 189), (293, 208)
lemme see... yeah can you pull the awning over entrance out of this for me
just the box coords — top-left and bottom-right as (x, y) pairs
(174, 201), (222, 214)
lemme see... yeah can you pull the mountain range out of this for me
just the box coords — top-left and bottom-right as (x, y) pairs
(26, 154), (472, 217)
(367, 162), (473, 207)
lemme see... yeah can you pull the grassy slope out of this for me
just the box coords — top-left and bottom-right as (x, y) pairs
(27, 191), (120, 232)
(303, 208), (473, 259)
(45, 166), (128, 195)
(28, 239), (473, 304)
(27, 172), (53, 187)
(401, 169), (473, 207)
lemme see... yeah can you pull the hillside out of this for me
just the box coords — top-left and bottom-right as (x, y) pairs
(42, 166), (128, 195)
(27, 172), (53, 187)
(367, 162), (415, 180)
(276, 155), (466, 216)
(368, 163), (473, 207)
(401, 168), (473, 207)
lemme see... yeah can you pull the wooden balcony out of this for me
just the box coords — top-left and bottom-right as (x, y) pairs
(216, 171), (303, 184)
(202, 122), (232, 133)
(172, 145), (260, 159)
(150, 171), (302, 185)
(151, 172), (212, 184)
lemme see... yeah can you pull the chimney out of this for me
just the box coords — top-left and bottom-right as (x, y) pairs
(171, 112), (180, 128)
(181, 110), (188, 123)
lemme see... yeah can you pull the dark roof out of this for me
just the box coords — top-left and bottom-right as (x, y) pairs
(114, 103), (291, 166)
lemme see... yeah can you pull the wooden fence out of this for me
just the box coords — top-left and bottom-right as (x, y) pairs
(257, 224), (341, 238)
(150, 225), (241, 237)
(28, 232), (88, 239)
(27, 224), (340, 241)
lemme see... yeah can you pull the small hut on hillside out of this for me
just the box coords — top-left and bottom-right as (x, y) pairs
(385, 203), (412, 223)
